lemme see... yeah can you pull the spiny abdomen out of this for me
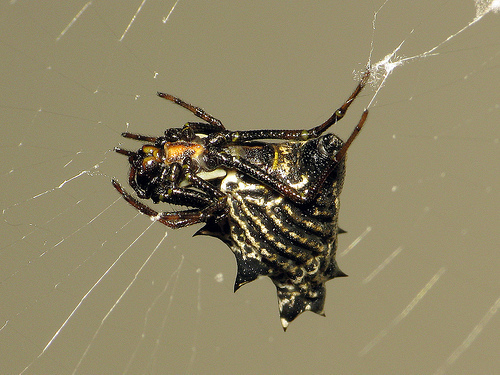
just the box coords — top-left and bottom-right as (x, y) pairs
(221, 169), (346, 329)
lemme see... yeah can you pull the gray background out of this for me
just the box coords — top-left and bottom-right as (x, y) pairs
(1, 1), (498, 374)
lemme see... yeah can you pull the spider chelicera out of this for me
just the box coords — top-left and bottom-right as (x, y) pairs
(113, 70), (370, 329)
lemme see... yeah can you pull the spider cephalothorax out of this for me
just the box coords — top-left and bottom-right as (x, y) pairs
(113, 70), (370, 329)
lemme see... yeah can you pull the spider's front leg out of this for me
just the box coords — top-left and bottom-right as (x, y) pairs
(112, 179), (224, 228)
(154, 157), (227, 213)
(113, 157), (228, 229)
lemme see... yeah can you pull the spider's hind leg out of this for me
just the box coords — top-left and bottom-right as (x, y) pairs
(212, 108), (368, 205)
(203, 69), (371, 147)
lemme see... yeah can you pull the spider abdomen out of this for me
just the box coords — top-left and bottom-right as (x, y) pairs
(217, 139), (347, 329)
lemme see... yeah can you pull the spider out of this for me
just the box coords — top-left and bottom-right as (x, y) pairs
(112, 70), (370, 330)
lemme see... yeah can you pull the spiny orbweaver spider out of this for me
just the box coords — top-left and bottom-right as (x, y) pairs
(113, 70), (370, 330)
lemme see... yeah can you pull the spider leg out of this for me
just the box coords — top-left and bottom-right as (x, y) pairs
(157, 92), (226, 130)
(214, 109), (369, 205)
(114, 147), (135, 157)
(202, 70), (370, 147)
(332, 109), (368, 162)
(112, 180), (226, 229)
(183, 164), (226, 199)
(160, 122), (228, 143)
(155, 186), (214, 207)
(127, 163), (149, 199)
(183, 122), (227, 135)
(113, 152), (228, 228)
(307, 69), (370, 138)
(120, 132), (158, 142)
(153, 159), (225, 205)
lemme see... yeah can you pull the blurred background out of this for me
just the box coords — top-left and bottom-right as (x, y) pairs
(1, 1), (498, 374)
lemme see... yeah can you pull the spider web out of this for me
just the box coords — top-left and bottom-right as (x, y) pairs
(1, 1), (498, 374)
